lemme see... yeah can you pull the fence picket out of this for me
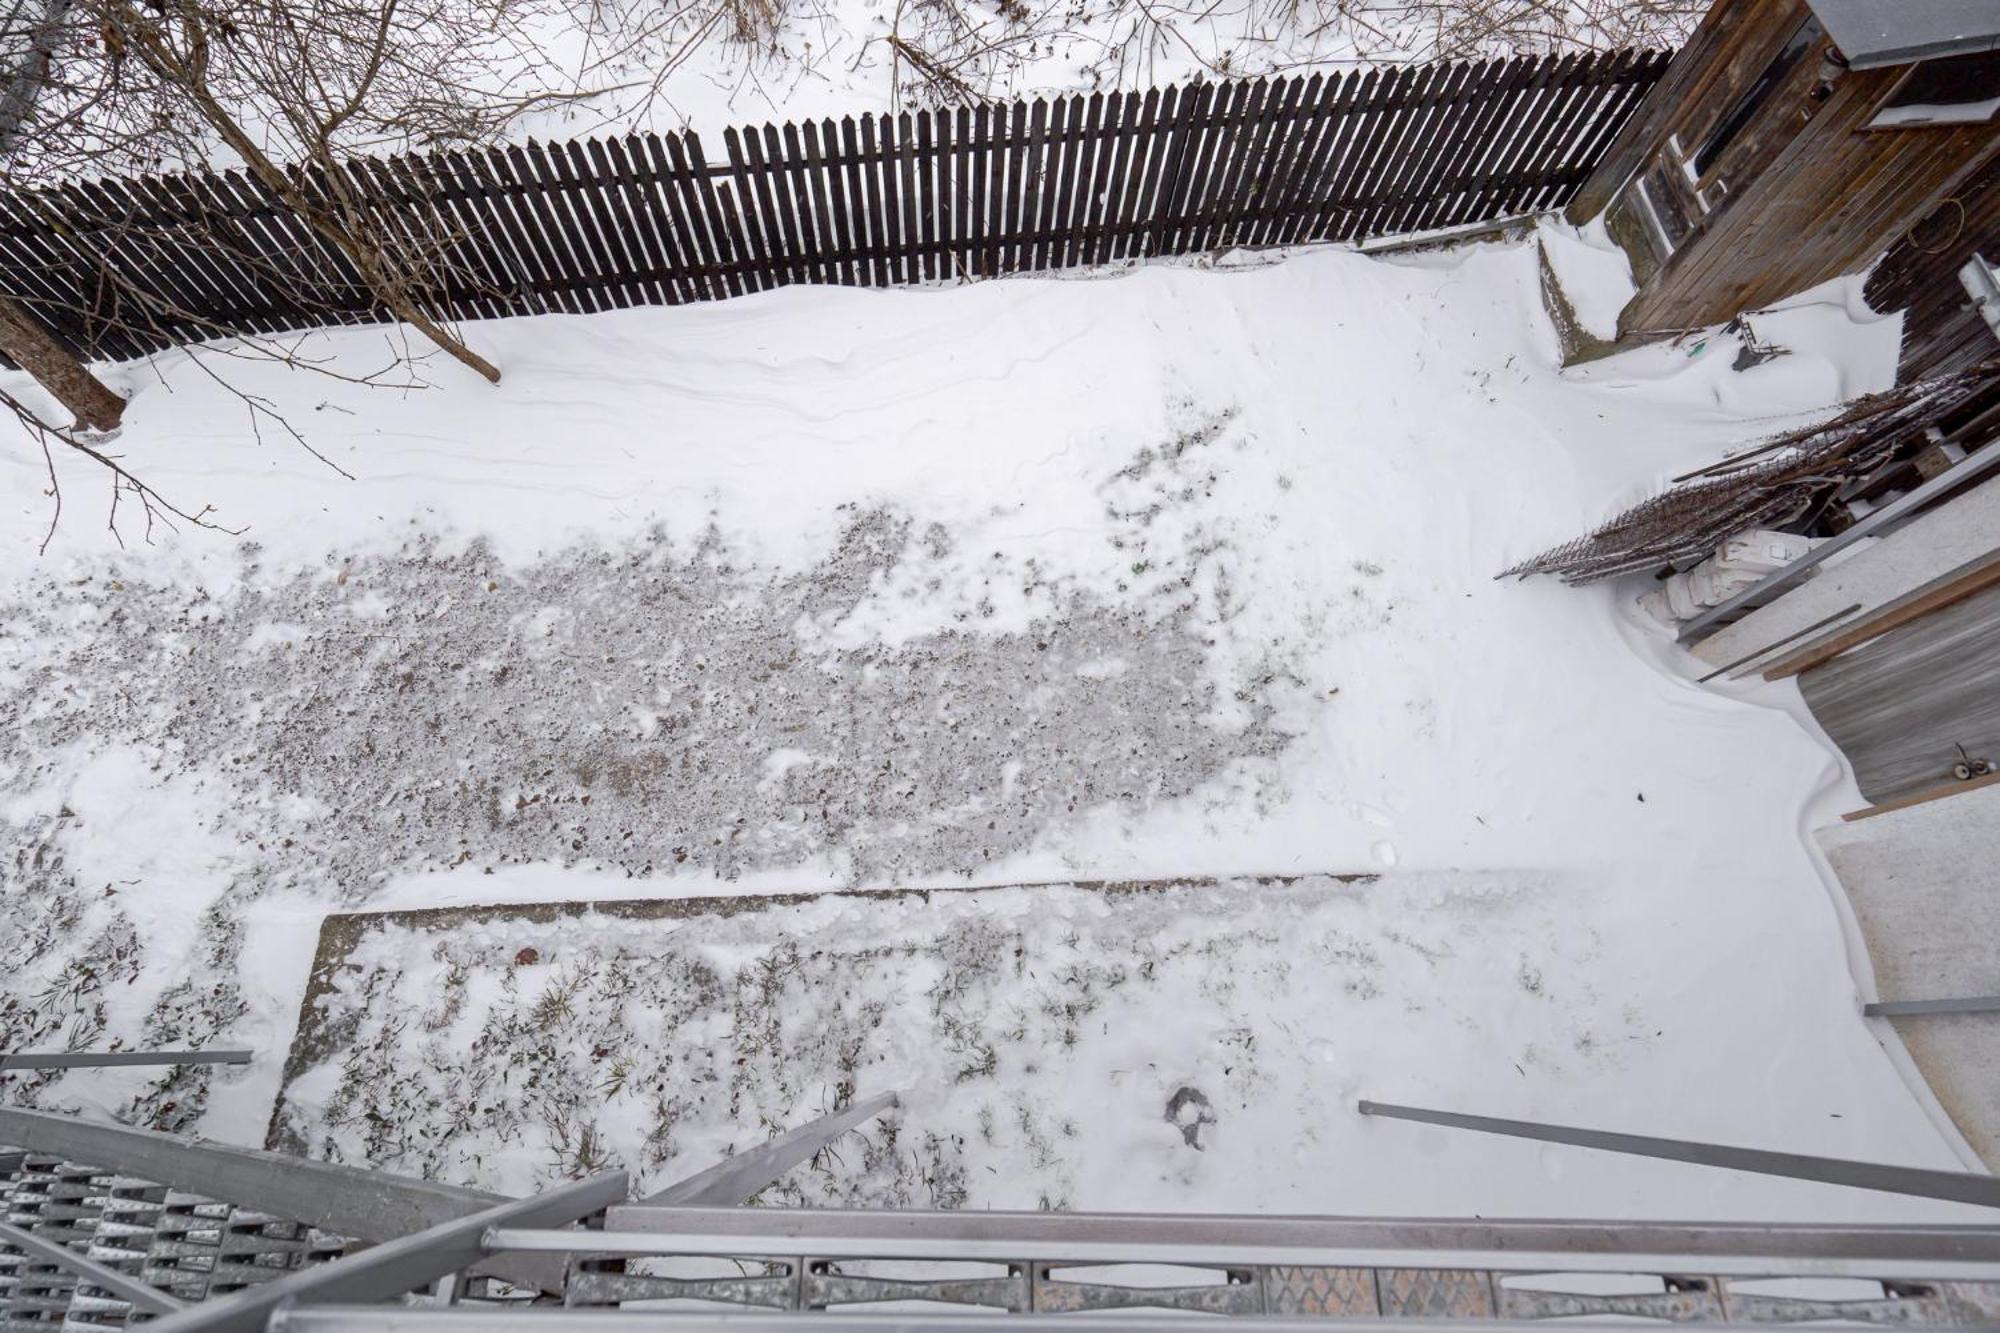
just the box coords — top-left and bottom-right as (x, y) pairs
(0, 52), (1665, 360)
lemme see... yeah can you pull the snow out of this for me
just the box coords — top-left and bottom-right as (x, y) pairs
(0, 231), (1978, 1219)
(478, 1), (1700, 148)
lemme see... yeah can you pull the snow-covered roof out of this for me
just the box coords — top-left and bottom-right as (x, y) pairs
(1807, 0), (2000, 70)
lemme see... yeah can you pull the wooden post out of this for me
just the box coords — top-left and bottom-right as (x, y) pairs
(0, 294), (124, 431)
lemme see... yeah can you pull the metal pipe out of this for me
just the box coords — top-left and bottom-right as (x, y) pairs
(269, 1313), (1780, 1333)
(0, 1218), (187, 1315)
(143, 1170), (628, 1333)
(483, 1207), (2000, 1280)
(1677, 440), (2000, 644)
(0, 1049), (252, 1071)
(1357, 1100), (2000, 1209)
(1694, 603), (1860, 682)
(1866, 996), (2000, 1017)
(642, 1091), (900, 1206)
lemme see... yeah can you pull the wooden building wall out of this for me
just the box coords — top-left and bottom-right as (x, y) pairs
(1570, 0), (2000, 336)
(1866, 153), (2000, 384)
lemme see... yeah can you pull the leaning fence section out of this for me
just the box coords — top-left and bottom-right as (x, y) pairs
(0, 50), (1667, 362)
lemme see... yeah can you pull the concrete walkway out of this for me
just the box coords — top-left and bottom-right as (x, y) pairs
(1817, 782), (2000, 1171)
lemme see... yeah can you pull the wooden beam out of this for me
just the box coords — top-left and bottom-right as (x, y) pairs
(1764, 548), (2000, 680)
(1841, 768), (2000, 822)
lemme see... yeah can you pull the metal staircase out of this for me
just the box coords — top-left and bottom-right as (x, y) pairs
(4, 1102), (2000, 1330)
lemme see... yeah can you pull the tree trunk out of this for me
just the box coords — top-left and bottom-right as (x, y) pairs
(0, 294), (125, 431)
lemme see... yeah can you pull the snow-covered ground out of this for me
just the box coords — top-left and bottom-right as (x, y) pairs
(505, 0), (1700, 143)
(0, 227), (1979, 1219)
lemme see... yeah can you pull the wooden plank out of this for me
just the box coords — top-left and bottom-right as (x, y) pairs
(915, 108), (940, 284)
(565, 140), (646, 308)
(194, 168), (327, 333)
(1018, 96), (1051, 273)
(857, 114), (889, 287)
(0, 189), (106, 354)
(1471, 52), (1581, 224)
(537, 138), (618, 308)
(1144, 82), (1201, 257)
(781, 121), (828, 287)
(684, 131), (745, 298)
(722, 127), (777, 295)
(1240, 73), (1317, 248)
(1518, 52), (1623, 218)
(1097, 87), (1149, 264)
(1765, 550), (2000, 681)
(952, 103), (975, 280)
(1279, 68), (1365, 246)
(609, 134), (687, 305)
(1177, 79), (1243, 254)
(973, 101), (998, 276)
(814, 117), (854, 285)
(1354, 61), (1448, 238)
(1208, 77), (1277, 251)
(1383, 59), (1482, 237)
(1435, 56), (1546, 232)
(1035, 93), (1075, 272)
(896, 111), (921, 286)
(510, 141), (601, 313)
(650, 132), (716, 299)
(90, 174), (239, 340)
(1072, 91), (1115, 267)
(997, 99), (1029, 274)
(437, 147), (540, 315)
(479, 145), (577, 314)
(1842, 768), (2000, 823)
(370, 154), (479, 324)
(1328, 66), (1408, 241)
(747, 125), (801, 290)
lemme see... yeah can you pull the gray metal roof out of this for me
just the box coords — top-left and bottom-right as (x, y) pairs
(1807, 0), (2000, 68)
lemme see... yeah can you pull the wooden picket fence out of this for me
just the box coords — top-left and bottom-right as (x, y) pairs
(0, 49), (1666, 362)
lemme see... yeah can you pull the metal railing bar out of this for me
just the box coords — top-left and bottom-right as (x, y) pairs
(596, 1205), (2000, 1261)
(0, 1048), (253, 1070)
(266, 1314), (1795, 1333)
(1677, 438), (2000, 644)
(0, 1217), (189, 1315)
(484, 1227), (2000, 1281)
(641, 1092), (900, 1207)
(1866, 996), (2000, 1017)
(143, 1170), (628, 1333)
(1359, 1100), (2000, 1210)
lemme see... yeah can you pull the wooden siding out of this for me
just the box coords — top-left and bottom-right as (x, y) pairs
(1866, 152), (2000, 383)
(1801, 577), (2000, 804)
(1566, 0), (2000, 336)
(1566, 0), (1809, 223)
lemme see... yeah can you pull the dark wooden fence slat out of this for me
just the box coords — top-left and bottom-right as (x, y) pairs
(859, 114), (891, 287)
(508, 142), (598, 314)
(778, 122), (825, 288)
(815, 117), (850, 286)
(683, 131), (745, 300)
(1509, 52), (1611, 223)
(956, 104), (980, 280)
(1237, 73), (1312, 250)
(1443, 55), (1557, 232)
(475, 147), (571, 314)
(1462, 54), (1570, 227)
(745, 125), (800, 290)
(0, 51), (1667, 363)
(650, 132), (717, 300)
(1363, 61), (1457, 239)
(1216, 76), (1285, 251)
(895, 111), (922, 287)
